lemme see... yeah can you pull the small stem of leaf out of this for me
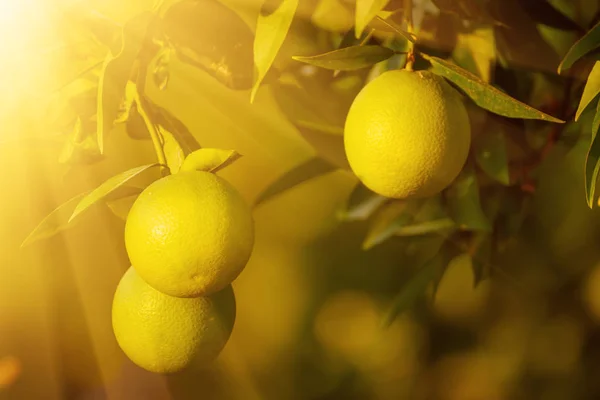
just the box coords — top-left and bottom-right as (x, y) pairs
(135, 92), (168, 175)
(403, 0), (415, 71)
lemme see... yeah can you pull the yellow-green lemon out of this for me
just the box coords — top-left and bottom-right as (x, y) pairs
(344, 69), (471, 199)
(112, 267), (236, 374)
(124, 171), (254, 297)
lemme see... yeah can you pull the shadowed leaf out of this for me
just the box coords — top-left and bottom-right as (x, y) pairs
(585, 100), (600, 208)
(293, 45), (395, 71)
(559, 20), (600, 73)
(179, 149), (241, 173)
(424, 55), (564, 123)
(576, 62), (600, 121)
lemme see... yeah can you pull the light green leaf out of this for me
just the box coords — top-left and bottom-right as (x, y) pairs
(453, 27), (495, 82)
(355, 0), (390, 38)
(158, 126), (185, 174)
(474, 125), (510, 185)
(292, 45), (395, 71)
(362, 201), (416, 250)
(394, 218), (457, 236)
(446, 164), (492, 232)
(21, 193), (87, 248)
(251, 0), (299, 103)
(338, 182), (387, 222)
(558, 20), (600, 73)
(254, 157), (336, 206)
(295, 120), (344, 136)
(576, 62), (600, 121)
(585, 100), (600, 208)
(69, 164), (159, 222)
(179, 148), (241, 174)
(424, 55), (564, 123)
(383, 254), (443, 326)
(97, 12), (155, 153)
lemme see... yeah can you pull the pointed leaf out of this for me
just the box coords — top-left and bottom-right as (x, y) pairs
(371, 16), (417, 43)
(292, 45), (395, 71)
(21, 193), (87, 248)
(338, 182), (387, 222)
(585, 100), (600, 208)
(179, 148), (241, 174)
(394, 218), (457, 236)
(254, 157), (336, 206)
(115, 80), (137, 124)
(424, 55), (564, 123)
(295, 120), (344, 136)
(158, 126), (185, 174)
(145, 101), (200, 154)
(474, 125), (510, 185)
(107, 193), (140, 220)
(251, 0), (299, 103)
(363, 201), (417, 250)
(383, 254), (443, 325)
(576, 62), (600, 121)
(97, 12), (155, 153)
(558, 20), (600, 73)
(69, 164), (159, 222)
(446, 164), (492, 232)
(355, 0), (390, 38)
(470, 234), (492, 286)
(520, 0), (581, 32)
(453, 27), (495, 82)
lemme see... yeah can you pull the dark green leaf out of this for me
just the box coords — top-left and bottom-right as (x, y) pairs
(470, 233), (492, 286)
(576, 62), (600, 121)
(254, 157), (336, 206)
(144, 100), (201, 154)
(338, 182), (387, 222)
(251, 0), (299, 102)
(383, 254), (443, 326)
(446, 164), (492, 232)
(179, 149), (241, 174)
(97, 12), (155, 153)
(558, 20), (600, 73)
(158, 126), (185, 174)
(474, 125), (510, 185)
(520, 0), (582, 31)
(21, 193), (87, 248)
(69, 164), (159, 222)
(355, 0), (390, 38)
(424, 55), (564, 123)
(292, 45), (395, 71)
(585, 100), (600, 208)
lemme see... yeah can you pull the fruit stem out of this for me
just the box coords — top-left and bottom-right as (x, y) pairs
(404, 0), (415, 71)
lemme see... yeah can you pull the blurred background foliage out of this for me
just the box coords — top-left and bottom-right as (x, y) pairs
(4, 0), (600, 399)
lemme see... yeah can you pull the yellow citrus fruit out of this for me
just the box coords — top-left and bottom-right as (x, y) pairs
(125, 171), (254, 297)
(112, 267), (236, 374)
(344, 69), (471, 199)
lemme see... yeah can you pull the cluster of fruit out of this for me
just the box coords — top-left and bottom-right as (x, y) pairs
(112, 170), (254, 374)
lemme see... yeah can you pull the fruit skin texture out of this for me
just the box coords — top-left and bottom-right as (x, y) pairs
(125, 171), (254, 297)
(344, 70), (471, 199)
(112, 267), (236, 374)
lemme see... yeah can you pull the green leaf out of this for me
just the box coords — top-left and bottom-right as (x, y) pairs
(452, 27), (495, 82)
(179, 148), (241, 174)
(558, 20), (600, 73)
(97, 12), (155, 153)
(295, 120), (344, 136)
(21, 193), (87, 248)
(153, 49), (171, 91)
(115, 80), (137, 124)
(424, 55), (564, 123)
(69, 164), (159, 222)
(338, 182), (387, 222)
(446, 164), (492, 232)
(292, 45), (395, 71)
(470, 234), (492, 286)
(251, 0), (299, 103)
(585, 100), (600, 208)
(394, 218), (457, 236)
(355, 0), (390, 38)
(576, 62), (600, 121)
(59, 117), (103, 165)
(254, 157), (336, 206)
(144, 101), (201, 154)
(106, 187), (143, 220)
(383, 254), (443, 325)
(158, 126), (185, 174)
(362, 201), (417, 250)
(474, 125), (510, 185)
(371, 16), (417, 43)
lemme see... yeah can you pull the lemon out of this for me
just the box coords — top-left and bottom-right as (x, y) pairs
(112, 267), (236, 374)
(124, 171), (254, 297)
(344, 69), (471, 199)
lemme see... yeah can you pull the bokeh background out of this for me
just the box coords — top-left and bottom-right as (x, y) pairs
(3, 0), (600, 399)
